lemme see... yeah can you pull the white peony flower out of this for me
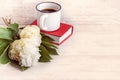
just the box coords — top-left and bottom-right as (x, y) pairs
(20, 25), (41, 38)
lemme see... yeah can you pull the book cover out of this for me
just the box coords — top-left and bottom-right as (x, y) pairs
(31, 20), (73, 45)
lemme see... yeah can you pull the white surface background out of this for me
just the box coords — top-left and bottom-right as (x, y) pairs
(1, 0), (120, 80)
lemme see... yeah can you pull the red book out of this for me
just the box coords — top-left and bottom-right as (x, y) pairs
(31, 20), (73, 45)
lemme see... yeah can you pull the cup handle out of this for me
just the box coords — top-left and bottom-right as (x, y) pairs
(40, 14), (48, 30)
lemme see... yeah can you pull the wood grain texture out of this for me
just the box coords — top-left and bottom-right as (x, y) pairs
(0, 0), (120, 80)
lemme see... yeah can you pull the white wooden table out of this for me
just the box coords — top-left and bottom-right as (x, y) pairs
(1, 0), (120, 80)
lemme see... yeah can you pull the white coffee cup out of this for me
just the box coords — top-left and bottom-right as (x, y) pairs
(36, 2), (61, 31)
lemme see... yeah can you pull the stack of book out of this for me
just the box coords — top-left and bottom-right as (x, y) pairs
(31, 20), (73, 45)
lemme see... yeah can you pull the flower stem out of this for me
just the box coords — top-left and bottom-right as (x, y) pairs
(2, 17), (11, 26)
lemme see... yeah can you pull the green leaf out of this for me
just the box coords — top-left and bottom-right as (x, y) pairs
(41, 33), (54, 42)
(21, 66), (29, 71)
(8, 23), (19, 32)
(0, 28), (13, 40)
(40, 45), (52, 59)
(0, 45), (10, 64)
(40, 34), (58, 61)
(45, 46), (58, 55)
(0, 23), (19, 64)
(8, 23), (19, 40)
(39, 56), (50, 62)
(42, 41), (58, 49)
(42, 36), (54, 42)
(0, 39), (9, 55)
(39, 45), (52, 62)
